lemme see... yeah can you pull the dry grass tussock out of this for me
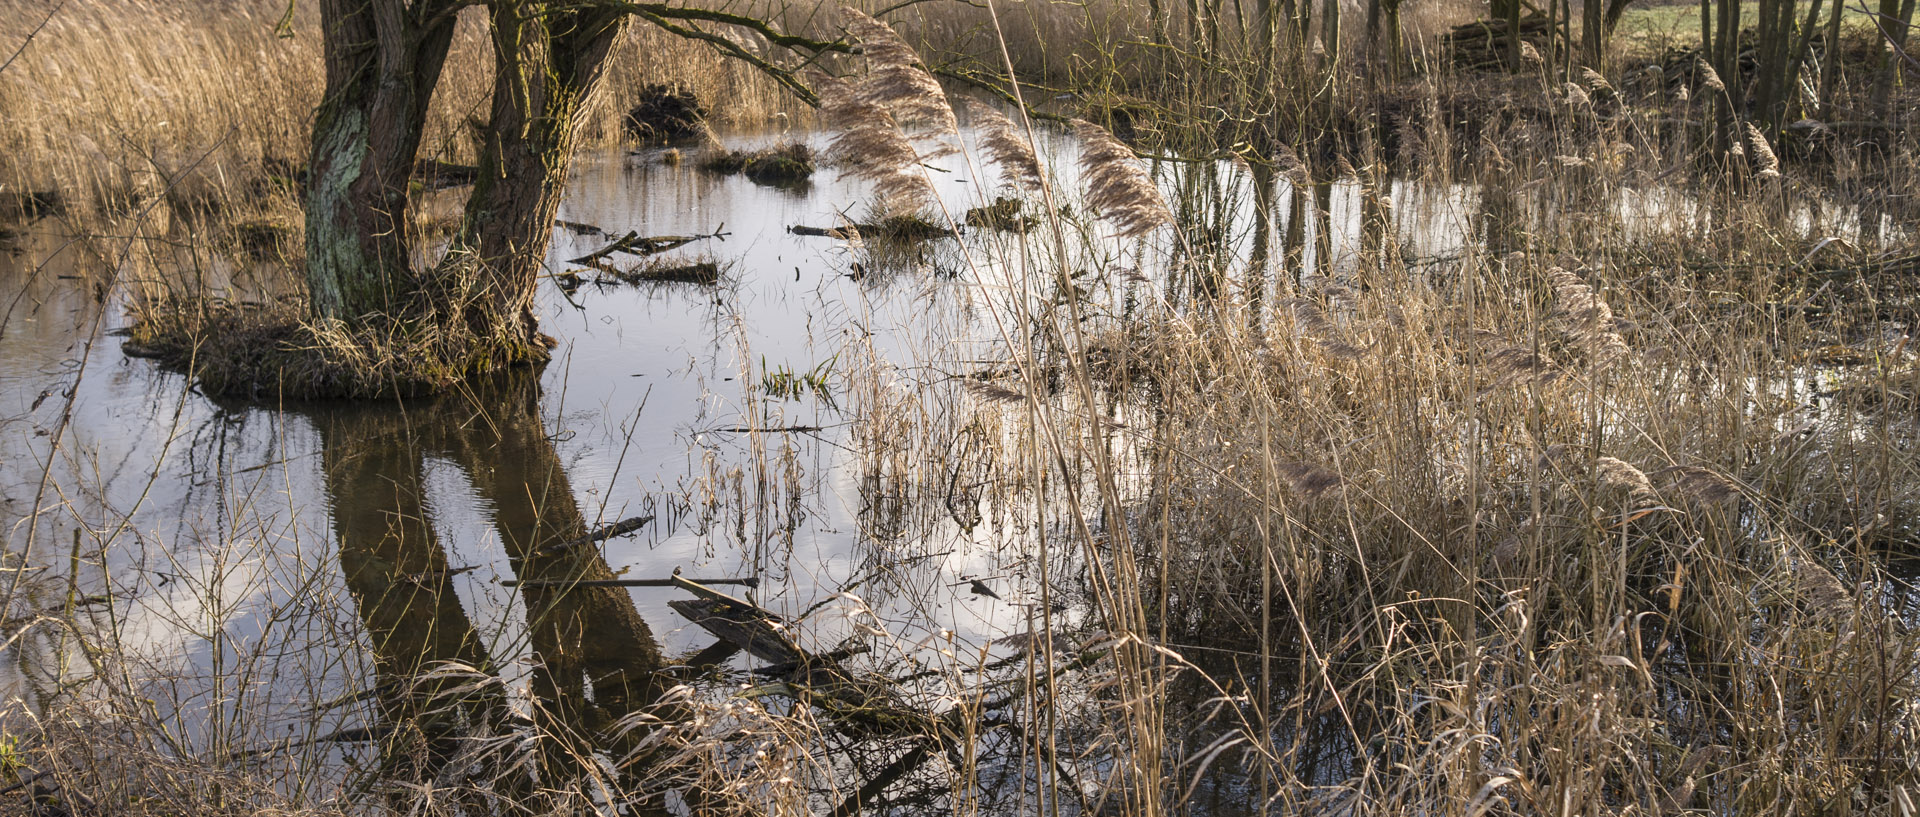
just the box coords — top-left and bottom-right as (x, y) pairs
(121, 256), (554, 398)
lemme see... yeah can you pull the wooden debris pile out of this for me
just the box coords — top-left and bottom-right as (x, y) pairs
(554, 223), (730, 290)
(1443, 14), (1560, 71)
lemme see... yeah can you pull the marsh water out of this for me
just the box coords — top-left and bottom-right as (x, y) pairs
(0, 124), (1907, 810)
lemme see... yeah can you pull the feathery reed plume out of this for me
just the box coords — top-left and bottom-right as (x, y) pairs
(811, 8), (965, 214)
(1744, 123), (1781, 178)
(1277, 461), (1346, 500)
(965, 99), (1043, 191)
(964, 379), (1030, 404)
(1790, 555), (1856, 625)
(1547, 267), (1629, 365)
(1071, 119), (1172, 238)
(1274, 143), (1312, 187)
(816, 73), (939, 213)
(1580, 67), (1615, 95)
(1595, 456), (1657, 503)
(1475, 330), (1562, 388)
(840, 8), (958, 143)
(1652, 465), (1740, 504)
(1480, 130), (1513, 175)
(1697, 58), (1726, 93)
(1490, 516), (1537, 572)
(1564, 82), (1593, 108)
(1286, 297), (1365, 359)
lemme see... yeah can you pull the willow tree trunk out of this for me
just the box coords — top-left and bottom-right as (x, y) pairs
(445, 3), (628, 350)
(305, 0), (459, 320)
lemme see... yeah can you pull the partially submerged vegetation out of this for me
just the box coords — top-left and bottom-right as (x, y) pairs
(700, 143), (818, 188)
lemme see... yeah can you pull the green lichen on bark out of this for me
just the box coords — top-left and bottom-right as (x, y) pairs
(304, 107), (369, 320)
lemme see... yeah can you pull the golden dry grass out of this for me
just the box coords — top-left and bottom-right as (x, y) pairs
(0, 0), (799, 222)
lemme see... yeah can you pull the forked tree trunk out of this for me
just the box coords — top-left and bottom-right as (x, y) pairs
(446, 3), (629, 350)
(306, 0), (459, 321)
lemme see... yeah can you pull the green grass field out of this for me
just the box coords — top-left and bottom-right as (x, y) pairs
(1609, 0), (1884, 51)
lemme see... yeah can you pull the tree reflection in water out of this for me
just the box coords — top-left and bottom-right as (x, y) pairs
(315, 370), (671, 808)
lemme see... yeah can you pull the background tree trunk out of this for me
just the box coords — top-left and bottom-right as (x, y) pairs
(306, 0), (458, 321)
(1582, 0), (1605, 67)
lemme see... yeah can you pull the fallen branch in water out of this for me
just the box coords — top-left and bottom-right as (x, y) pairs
(503, 576), (760, 588)
(533, 515), (653, 556)
(567, 225), (729, 263)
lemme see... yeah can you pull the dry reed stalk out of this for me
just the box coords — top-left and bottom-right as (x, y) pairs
(0, 1), (792, 223)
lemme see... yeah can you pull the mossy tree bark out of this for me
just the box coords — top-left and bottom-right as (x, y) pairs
(305, 1), (627, 374)
(306, 0), (460, 321)
(443, 3), (629, 353)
